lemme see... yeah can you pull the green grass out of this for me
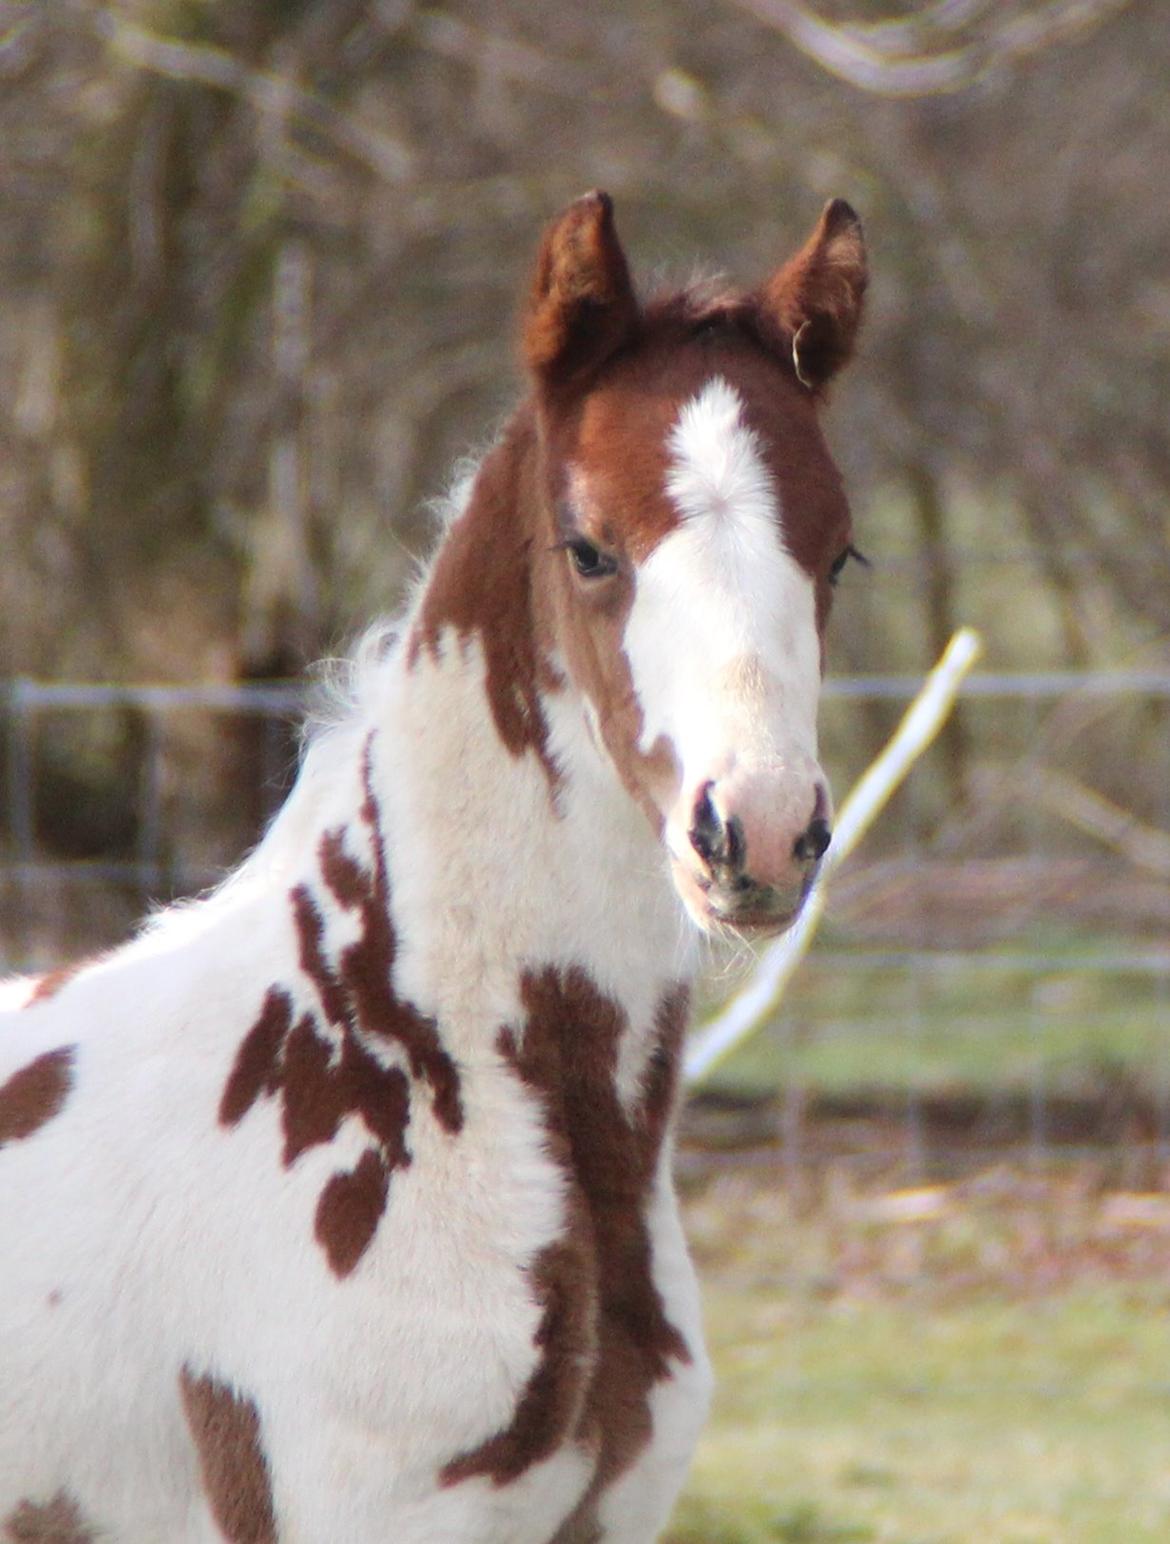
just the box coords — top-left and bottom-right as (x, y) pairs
(667, 1172), (1170, 1543)
(670, 1285), (1170, 1543)
(695, 945), (1170, 1099)
(677, 932), (1170, 1536)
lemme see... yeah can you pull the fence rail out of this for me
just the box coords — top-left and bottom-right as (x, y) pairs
(3, 668), (1168, 896)
(2, 670), (1168, 1183)
(6, 668), (1170, 709)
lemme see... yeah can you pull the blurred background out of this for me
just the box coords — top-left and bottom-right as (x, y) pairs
(2, 1), (1169, 1538)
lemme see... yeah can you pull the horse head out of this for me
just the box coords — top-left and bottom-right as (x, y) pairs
(525, 191), (867, 937)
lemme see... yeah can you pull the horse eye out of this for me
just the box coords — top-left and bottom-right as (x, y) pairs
(566, 538), (617, 579)
(829, 543), (868, 586)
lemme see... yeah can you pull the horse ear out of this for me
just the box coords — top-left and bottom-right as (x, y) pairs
(523, 190), (639, 386)
(761, 199), (867, 393)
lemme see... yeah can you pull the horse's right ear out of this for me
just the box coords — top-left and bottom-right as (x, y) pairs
(761, 199), (867, 393)
(523, 191), (639, 387)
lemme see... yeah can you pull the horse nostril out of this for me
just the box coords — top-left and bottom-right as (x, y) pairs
(688, 782), (721, 866)
(724, 813), (746, 873)
(688, 782), (746, 874)
(794, 817), (831, 864)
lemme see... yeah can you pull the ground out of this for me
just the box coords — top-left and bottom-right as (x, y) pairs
(667, 1159), (1170, 1544)
(670, 935), (1170, 1544)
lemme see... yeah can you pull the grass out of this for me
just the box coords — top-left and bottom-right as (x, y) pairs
(695, 942), (1170, 1100)
(674, 1287), (1170, 1543)
(665, 1166), (1170, 1543)
(672, 926), (1170, 1539)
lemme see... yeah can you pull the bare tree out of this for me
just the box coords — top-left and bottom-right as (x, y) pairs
(1, 0), (1166, 910)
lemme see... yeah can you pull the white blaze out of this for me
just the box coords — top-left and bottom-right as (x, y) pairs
(622, 377), (822, 786)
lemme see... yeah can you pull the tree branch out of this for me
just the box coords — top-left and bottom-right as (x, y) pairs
(726, 0), (1135, 96)
(89, 8), (416, 184)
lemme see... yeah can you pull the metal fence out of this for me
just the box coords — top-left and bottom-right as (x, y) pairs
(3, 679), (304, 899)
(3, 671), (1169, 1180)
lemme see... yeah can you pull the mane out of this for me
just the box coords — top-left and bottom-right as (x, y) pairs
(120, 622), (413, 959)
(425, 449), (488, 535)
(640, 277), (794, 371)
(303, 622), (402, 747)
(300, 428), (495, 755)
(642, 267), (736, 317)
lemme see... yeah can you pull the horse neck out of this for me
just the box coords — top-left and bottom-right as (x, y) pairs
(283, 405), (696, 1074)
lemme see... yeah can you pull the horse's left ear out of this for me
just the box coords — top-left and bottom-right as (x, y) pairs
(761, 199), (867, 393)
(523, 190), (639, 386)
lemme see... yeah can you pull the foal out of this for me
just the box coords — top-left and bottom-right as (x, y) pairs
(0, 191), (866, 1543)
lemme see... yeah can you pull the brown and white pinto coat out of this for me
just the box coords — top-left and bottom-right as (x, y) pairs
(0, 192), (866, 1542)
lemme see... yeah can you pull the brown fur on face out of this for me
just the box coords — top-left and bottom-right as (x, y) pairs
(408, 198), (864, 821)
(408, 410), (564, 792)
(525, 190), (864, 588)
(526, 312), (854, 830)
(0, 1048), (74, 1149)
(179, 1368), (277, 1544)
(546, 303), (855, 584)
(506, 197), (864, 828)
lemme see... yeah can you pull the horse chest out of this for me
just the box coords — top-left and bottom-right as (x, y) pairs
(419, 1130), (706, 1544)
(0, 1036), (700, 1543)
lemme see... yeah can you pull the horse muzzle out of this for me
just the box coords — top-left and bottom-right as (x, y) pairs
(669, 768), (831, 937)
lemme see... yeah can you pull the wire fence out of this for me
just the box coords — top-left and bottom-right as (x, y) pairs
(2, 678), (304, 898)
(3, 671), (1169, 1183)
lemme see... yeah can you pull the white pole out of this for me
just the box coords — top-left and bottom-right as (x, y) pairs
(684, 627), (984, 1087)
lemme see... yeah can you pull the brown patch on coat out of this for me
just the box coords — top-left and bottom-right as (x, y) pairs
(441, 969), (691, 1515)
(314, 1146), (391, 1278)
(179, 1367), (277, 1544)
(220, 986), (292, 1129)
(552, 980), (692, 1533)
(439, 976), (601, 1489)
(220, 738), (461, 1277)
(0, 1047), (74, 1147)
(440, 1232), (597, 1489)
(24, 965), (84, 1007)
(4, 1491), (96, 1543)
(307, 747), (463, 1135)
(408, 408), (563, 791)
